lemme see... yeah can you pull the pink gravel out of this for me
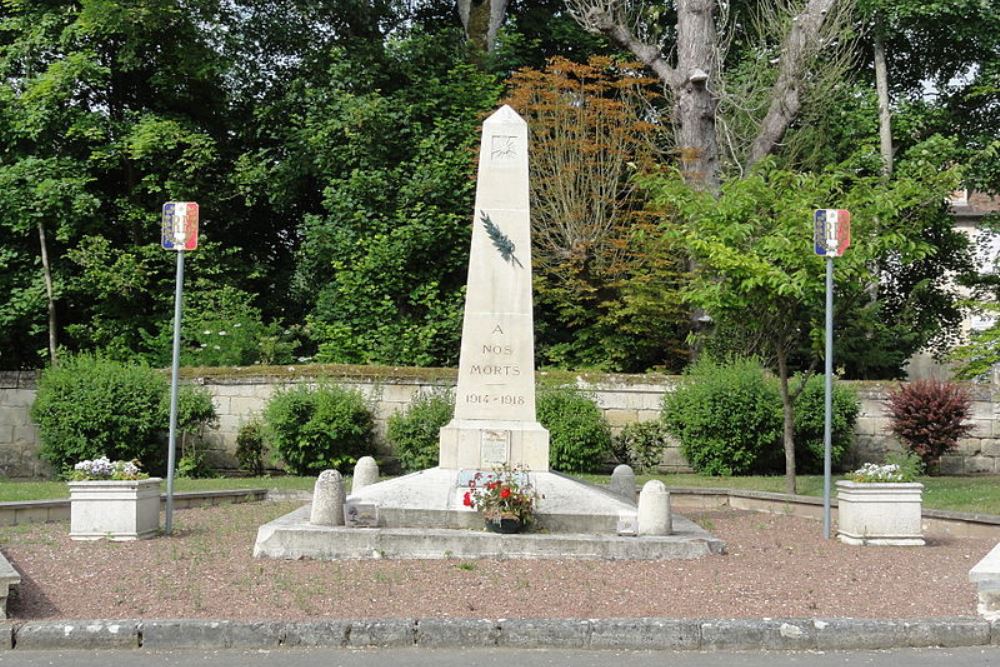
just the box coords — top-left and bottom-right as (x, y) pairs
(1, 501), (992, 621)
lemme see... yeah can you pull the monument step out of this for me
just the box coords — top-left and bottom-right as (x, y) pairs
(253, 504), (724, 561)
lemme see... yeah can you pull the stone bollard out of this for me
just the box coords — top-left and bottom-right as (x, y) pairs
(609, 464), (637, 504)
(351, 456), (380, 495)
(637, 480), (671, 536)
(309, 470), (345, 526)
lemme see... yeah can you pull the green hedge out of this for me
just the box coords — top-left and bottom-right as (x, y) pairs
(386, 391), (454, 472)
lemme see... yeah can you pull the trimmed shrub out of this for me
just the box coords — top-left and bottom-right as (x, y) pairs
(32, 354), (169, 473)
(173, 385), (219, 478)
(611, 420), (670, 472)
(662, 357), (782, 476)
(235, 418), (268, 476)
(790, 375), (859, 474)
(536, 386), (612, 472)
(264, 383), (375, 475)
(386, 391), (454, 472)
(886, 379), (973, 468)
(30, 354), (215, 476)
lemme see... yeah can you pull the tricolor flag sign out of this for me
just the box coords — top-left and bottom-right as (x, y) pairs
(161, 202), (199, 251)
(813, 209), (850, 257)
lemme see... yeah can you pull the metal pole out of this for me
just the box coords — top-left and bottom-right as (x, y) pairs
(823, 255), (834, 539)
(165, 249), (185, 535)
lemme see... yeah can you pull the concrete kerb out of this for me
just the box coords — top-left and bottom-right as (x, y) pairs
(2, 617), (999, 652)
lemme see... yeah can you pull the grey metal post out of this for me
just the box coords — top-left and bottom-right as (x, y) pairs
(165, 248), (185, 535)
(823, 254), (834, 539)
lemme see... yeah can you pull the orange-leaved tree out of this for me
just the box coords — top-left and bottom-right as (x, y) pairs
(505, 56), (689, 372)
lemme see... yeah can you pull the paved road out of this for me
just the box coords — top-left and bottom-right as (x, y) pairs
(1, 647), (999, 666)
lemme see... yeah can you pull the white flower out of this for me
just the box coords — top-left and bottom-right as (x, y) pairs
(218, 331), (227, 336)
(213, 345), (221, 350)
(233, 323), (242, 328)
(202, 330), (212, 335)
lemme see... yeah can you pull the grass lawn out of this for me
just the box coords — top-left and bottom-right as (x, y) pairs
(0, 475), (317, 502)
(579, 472), (1000, 516)
(2, 472), (998, 515)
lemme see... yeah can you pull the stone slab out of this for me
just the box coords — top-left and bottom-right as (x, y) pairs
(253, 504), (723, 561)
(415, 618), (499, 647)
(342, 467), (658, 534)
(497, 619), (591, 648)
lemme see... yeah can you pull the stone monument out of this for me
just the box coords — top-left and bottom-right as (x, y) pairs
(252, 106), (723, 561)
(439, 105), (549, 472)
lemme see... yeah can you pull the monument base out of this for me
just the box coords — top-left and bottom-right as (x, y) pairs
(253, 468), (725, 561)
(439, 419), (550, 471)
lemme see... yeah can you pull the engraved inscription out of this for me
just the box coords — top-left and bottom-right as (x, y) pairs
(469, 364), (521, 376)
(491, 135), (517, 161)
(482, 344), (513, 355)
(481, 430), (511, 466)
(465, 393), (525, 405)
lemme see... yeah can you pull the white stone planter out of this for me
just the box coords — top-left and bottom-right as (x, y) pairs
(835, 480), (924, 546)
(68, 478), (162, 541)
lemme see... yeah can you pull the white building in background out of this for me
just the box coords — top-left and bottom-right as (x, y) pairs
(905, 190), (1000, 380)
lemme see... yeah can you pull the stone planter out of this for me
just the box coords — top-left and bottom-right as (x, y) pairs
(68, 478), (162, 541)
(835, 480), (924, 546)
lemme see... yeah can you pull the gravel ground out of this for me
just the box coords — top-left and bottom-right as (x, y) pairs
(0, 501), (992, 621)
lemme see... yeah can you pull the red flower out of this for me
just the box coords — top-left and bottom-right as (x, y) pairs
(500, 487), (511, 499)
(463, 491), (473, 507)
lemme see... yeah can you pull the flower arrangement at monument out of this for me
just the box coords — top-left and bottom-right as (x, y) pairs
(463, 463), (538, 533)
(69, 456), (149, 481)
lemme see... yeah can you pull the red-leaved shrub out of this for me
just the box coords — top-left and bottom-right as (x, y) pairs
(885, 379), (974, 468)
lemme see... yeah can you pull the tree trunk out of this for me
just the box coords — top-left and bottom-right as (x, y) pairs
(457, 0), (509, 59)
(674, 0), (721, 193)
(776, 343), (797, 495)
(37, 220), (58, 366)
(874, 34), (893, 178)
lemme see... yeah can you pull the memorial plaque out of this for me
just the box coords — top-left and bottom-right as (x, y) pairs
(480, 430), (511, 466)
(343, 501), (379, 528)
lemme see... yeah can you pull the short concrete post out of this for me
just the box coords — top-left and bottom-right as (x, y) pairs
(309, 470), (345, 526)
(351, 456), (380, 495)
(637, 480), (671, 536)
(609, 464), (636, 504)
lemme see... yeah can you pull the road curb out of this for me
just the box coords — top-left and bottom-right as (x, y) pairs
(1, 617), (997, 652)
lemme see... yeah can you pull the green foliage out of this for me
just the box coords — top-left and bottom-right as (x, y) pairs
(611, 421), (671, 473)
(235, 419), (269, 477)
(790, 376), (860, 474)
(536, 386), (612, 472)
(885, 379), (974, 468)
(264, 383), (375, 475)
(289, 36), (502, 368)
(662, 358), (783, 476)
(30, 355), (160, 473)
(172, 385), (219, 478)
(386, 391), (454, 472)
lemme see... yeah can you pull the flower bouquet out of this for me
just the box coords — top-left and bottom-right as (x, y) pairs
(462, 463), (538, 533)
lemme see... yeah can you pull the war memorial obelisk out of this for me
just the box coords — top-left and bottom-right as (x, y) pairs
(438, 105), (550, 472)
(253, 106), (723, 560)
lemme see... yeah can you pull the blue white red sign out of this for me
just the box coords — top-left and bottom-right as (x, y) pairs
(814, 209), (851, 257)
(161, 202), (199, 251)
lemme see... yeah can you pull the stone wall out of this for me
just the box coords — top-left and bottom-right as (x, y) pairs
(0, 372), (46, 478)
(3, 365), (1000, 478)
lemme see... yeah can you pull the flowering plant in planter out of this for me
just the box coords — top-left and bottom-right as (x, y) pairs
(462, 463), (538, 527)
(69, 456), (149, 481)
(846, 451), (922, 483)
